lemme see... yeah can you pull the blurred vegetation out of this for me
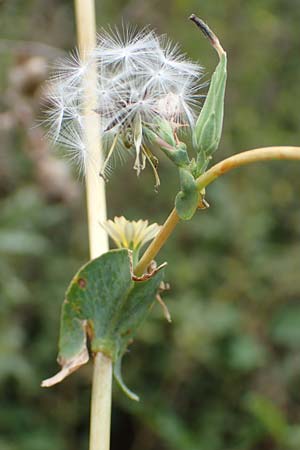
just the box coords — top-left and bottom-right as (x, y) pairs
(1, 0), (300, 449)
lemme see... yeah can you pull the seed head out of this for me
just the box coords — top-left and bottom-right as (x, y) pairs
(44, 25), (205, 179)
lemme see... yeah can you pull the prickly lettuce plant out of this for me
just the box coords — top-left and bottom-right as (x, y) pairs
(42, 7), (300, 450)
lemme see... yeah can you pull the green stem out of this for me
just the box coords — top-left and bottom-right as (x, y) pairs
(135, 146), (300, 275)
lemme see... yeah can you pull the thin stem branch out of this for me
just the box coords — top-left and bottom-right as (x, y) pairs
(74, 2), (111, 450)
(135, 146), (300, 275)
(135, 208), (179, 276)
(196, 146), (300, 191)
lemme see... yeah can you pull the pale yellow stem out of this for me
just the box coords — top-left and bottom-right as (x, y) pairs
(196, 146), (300, 191)
(89, 353), (113, 450)
(74, 2), (111, 450)
(135, 146), (300, 275)
(135, 208), (179, 276)
(75, 0), (109, 259)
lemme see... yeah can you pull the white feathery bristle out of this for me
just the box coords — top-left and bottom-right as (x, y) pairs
(44, 81), (85, 142)
(95, 25), (160, 71)
(51, 50), (89, 88)
(141, 61), (182, 94)
(43, 88), (65, 142)
(57, 123), (87, 172)
(158, 35), (202, 78)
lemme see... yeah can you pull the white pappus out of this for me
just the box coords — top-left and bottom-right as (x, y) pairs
(44, 25), (205, 182)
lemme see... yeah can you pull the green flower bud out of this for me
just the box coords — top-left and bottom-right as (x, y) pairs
(155, 118), (176, 147)
(160, 141), (190, 168)
(143, 125), (190, 168)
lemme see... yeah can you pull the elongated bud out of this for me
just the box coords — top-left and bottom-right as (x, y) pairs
(193, 49), (227, 154)
(190, 15), (227, 172)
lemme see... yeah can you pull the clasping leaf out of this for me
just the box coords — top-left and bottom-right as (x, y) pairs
(42, 249), (165, 400)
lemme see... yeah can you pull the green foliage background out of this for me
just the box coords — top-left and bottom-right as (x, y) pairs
(1, 0), (300, 449)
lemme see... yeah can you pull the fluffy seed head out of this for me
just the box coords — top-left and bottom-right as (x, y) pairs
(44, 25), (205, 177)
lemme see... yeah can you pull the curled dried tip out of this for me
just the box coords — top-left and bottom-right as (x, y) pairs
(189, 14), (215, 42)
(41, 345), (89, 387)
(189, 14), (225, 58)
(131, 261), (167, 282)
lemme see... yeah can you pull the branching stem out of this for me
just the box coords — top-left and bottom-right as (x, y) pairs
(135, 146), (300, 275)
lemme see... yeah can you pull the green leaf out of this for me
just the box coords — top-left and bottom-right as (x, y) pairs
(42, 249), (164, 399)
(193, 52), (227, 159)
(175, 168), (200, 220)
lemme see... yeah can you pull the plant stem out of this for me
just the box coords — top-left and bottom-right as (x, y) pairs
(135, 146), (300, 275)
(74, 2), (111, 450)
(74, 0), (109, 259)
(89, 353), (113, 450)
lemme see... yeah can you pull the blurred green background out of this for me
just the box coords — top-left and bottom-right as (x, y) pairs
(1, 0), (300, 449)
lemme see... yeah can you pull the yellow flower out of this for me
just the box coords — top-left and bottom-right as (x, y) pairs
(101, 216), (161, 250)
